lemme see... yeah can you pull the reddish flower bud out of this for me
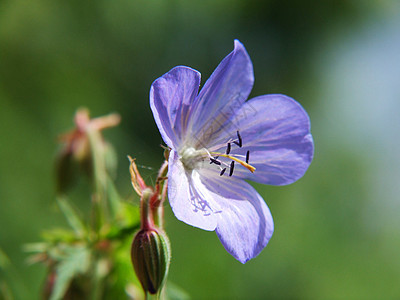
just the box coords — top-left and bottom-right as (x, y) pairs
(131, 228), (171, 295)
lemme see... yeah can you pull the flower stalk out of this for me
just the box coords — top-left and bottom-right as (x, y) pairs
(152, 160), (168, 229)
(56, 108), (121, 233)
(86, 127), (109, 232)
(129, 156), (171, 297)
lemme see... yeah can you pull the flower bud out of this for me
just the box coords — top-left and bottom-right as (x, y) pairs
(131, 228), (171, 295)
(56, 108), (120, 194)
(56, 137), (92, 193)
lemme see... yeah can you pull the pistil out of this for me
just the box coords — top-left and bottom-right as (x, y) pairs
(208, 130), (256, 176)
(214, 153), (255, 173)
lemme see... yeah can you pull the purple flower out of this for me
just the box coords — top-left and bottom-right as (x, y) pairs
(150, 40), (314, 263)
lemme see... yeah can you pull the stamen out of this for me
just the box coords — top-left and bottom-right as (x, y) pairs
(226, 142), (231, 155)
(229, 161), (235, 176)
(216, 154), (256, 173)
(209, 131), (256, 175)
(233, 130), (242, 147)
(209, 157), (221, 165)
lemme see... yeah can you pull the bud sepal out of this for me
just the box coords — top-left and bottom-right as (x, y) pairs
(131, 228), (171, 295)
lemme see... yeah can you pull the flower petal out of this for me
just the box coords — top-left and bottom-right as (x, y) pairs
(198, 169), (274, 263)
(167, 150), (218, 231)
(187, 40), (254, 147)
(150, 66), (201, 149)
(212, 94), (314, 185)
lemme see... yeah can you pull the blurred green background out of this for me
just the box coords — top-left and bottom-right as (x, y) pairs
(1, 0), (400, 299)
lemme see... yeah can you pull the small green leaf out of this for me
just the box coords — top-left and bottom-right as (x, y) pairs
(23, 242), (49, 254)
(41, 228), (78, 243)
(50, 245), (91, 300)
(56, 196), (87, 237)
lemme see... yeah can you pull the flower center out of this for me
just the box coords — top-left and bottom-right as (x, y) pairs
(179, 147), (207, 171)
(179, 131), (256, 177)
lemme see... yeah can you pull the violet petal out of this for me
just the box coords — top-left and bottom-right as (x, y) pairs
(198, 169), (274, 263)
(167, 150), (218, 231)
(212, 94), (314, 185)
(150, 66), (201, 149)
(187, 40), (254, 147)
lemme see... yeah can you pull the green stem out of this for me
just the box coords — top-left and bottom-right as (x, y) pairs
(141, 189), (155, 230)
(152, 161), (168, 229)
(86, 127), (109, 233)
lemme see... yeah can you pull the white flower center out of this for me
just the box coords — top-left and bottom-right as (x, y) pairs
(178, 131), (256, 176)
(179, 147), (207, 171)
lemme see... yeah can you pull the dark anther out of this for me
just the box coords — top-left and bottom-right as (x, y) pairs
(229, 161), (235, 176)
(210, 157), (221, 165)
(233, 130), (242, 147)
(220, 168), (226, 176)
(246, 150), (250, 164)
(226, 142), (231, 154)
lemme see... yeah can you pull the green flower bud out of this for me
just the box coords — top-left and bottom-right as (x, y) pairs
(131, 228), (171, 295)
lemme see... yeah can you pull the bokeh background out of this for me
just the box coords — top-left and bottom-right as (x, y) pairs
(1, 0), (400, 299)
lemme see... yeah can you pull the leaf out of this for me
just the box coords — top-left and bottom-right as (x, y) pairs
(23, 242), (49, 254)
(41, 228), (78, 243)
(50, 245), (91, 300)
(106, 201), (140, 240)
(56, 196), (87, 237)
